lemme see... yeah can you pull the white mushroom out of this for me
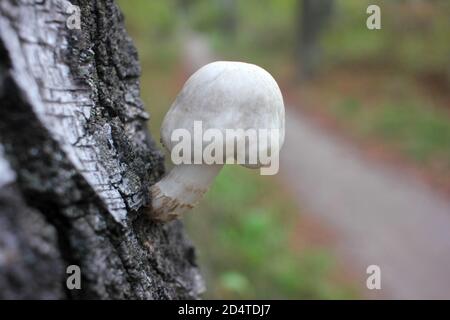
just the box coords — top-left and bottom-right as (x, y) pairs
(147, 61), (285, 222)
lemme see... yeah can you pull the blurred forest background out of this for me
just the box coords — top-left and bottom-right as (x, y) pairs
(117, 0), (450, 299)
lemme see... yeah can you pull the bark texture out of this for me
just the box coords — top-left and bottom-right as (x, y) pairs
(0, 0), (203, 299)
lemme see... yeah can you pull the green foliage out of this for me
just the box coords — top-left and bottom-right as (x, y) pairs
(118, 0), (181, 69)
(185, 166), (356, 299)
(323, 0), (450, 75)
(322, 0), (386, 64)
(333, 97), (450, 167)
(186, 0), (296, 72)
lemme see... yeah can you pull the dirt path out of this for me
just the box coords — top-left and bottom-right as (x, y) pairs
(280, 110), (450, 299)
(181, 32), (450, 299)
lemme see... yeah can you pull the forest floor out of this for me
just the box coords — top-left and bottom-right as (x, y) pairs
(182, 32), (450, 299)
(280, 107), (450, 299)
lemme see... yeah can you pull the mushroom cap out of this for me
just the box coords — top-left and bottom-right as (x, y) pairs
(161, 61), (285, 167)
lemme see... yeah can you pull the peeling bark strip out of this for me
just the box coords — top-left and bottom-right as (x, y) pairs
(0, 0), (203, 299)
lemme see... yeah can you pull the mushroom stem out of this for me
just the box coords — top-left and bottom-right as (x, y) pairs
(148, 164), (223, 221)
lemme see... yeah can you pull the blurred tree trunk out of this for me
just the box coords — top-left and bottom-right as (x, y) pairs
(0, 0), (203, 299)
(217, 0), (237, 36)
(297, 0), (334, 80)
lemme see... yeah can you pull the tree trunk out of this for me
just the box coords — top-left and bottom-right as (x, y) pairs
(297, 0), (334, 80)
(0, 0), (203, 299)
